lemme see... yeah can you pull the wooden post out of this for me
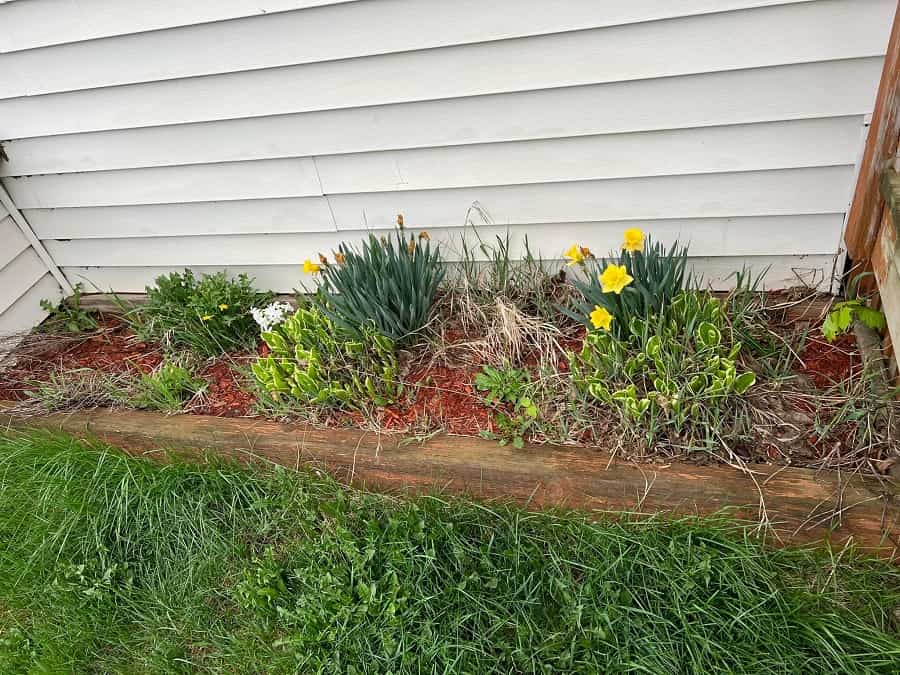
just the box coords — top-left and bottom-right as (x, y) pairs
(845, 1), (900, 266)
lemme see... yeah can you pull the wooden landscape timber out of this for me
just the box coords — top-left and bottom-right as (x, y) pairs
(2, 401), (897, 558)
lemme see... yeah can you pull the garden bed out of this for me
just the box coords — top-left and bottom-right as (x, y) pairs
(1, 228), (898, 554)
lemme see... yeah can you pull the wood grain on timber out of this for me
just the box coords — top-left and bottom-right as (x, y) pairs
(1, 402), (897, 557)
(846, 2), (900, 264)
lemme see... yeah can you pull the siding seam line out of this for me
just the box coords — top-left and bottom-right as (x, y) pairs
(310, 155), (339, 232)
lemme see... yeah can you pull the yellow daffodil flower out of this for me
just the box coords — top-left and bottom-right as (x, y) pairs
(599, 264), (634, 294)
(201, 314), (213, 321)
(622, 228), (645, 253)
(589, 306), (613, 331)
(218, 304), (229, 311)
(564, 244), (591, 266)
(303, 259), (321, 274)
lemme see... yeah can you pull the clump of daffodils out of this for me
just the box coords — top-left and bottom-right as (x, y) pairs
(564, 229), (645, 332)
(251, 301), (294, 333)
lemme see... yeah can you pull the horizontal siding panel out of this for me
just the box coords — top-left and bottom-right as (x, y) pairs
(0, 1), (357, 53)
(0, 274), (60, 344)
(0, 215), (29, 270)
(42, 215), (845, 267)
(60, 255), (838, 294)
(0, 248), (47, 315)
(5, 118), (862, 207)
(327, 167), (855, 230)
(315, 118), (861, 194)
(2, 0), (875, 98)
(0, 61), (880, 170)
(0, 29), (885, 139)
(5, 158), (323, 208)
(25, 167), (854, 239)
(28, 198), (336, 239)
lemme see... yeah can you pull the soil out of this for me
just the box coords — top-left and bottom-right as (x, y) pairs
(796, 333), (861, 389)
(380, 364), (494, 436)
(193, 358), (256, 418)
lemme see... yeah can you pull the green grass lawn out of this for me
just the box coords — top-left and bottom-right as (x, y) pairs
(0, 432), (898, 673)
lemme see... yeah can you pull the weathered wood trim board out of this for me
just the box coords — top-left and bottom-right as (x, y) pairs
(2, 404), (896, 557)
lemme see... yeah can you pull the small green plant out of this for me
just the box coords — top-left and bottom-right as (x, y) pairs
(52, 560), (133, 602)
(233, 547), (288, 616)
(129, 270), (274, 357)
(475, 364), (538, 448)
(823, 271), (886, 342)
(474, 364), (531, 405)
(823, 300), (885, 342)
(570, 291), (755, 445)
(40, 283), (98, 333)
(127, 362), (205, 412)
(252, 307), (401, 409)
(313, 226), (444, 344)
(563, 229), (689, 338)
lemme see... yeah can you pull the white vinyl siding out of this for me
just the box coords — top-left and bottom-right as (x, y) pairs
(0, 200), (62, 340)
(0, 0), (895, 301)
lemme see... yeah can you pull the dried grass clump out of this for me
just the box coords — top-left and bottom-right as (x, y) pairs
(425, 293), (566, 370)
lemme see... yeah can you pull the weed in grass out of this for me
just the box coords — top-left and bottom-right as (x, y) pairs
(0, 431), (898, 673)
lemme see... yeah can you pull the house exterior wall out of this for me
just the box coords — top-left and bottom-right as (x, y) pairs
(0, 0), (896, 304)
(0, 195), (62, 342)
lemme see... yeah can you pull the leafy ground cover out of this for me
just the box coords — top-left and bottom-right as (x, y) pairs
(0, 431), (898, 673)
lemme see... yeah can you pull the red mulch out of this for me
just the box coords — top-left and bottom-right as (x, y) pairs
(192, 359), (256, 418)
(0, 316), (162, 401)
(379, 365), (493, 436)
(796, 333), (861, 389)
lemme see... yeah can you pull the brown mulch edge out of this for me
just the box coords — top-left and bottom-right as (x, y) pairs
(1, 402), (897, 558)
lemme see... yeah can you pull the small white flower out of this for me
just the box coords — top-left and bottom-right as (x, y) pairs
(251, 301), (293, 332)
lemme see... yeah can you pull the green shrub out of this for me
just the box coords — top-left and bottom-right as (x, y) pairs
(564, 231), (689, 338)
(129, 270), (274, 357)
(251, 307), (401, 409)
(314, 229), (444, 344)
(127, 362), (206, 412)
(569, 291), (755, 445)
